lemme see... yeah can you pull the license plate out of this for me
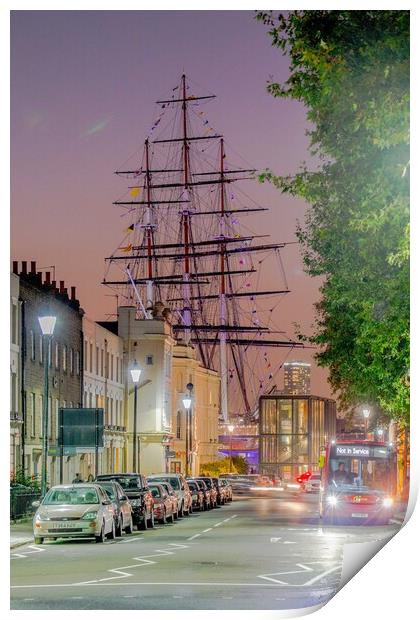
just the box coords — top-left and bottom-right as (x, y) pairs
(351, 513), (369, 518)
(51, 521), (79, 529)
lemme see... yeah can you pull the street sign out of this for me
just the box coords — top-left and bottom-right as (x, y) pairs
(60, 408), (104, 448)
(166, 450), (176, 458)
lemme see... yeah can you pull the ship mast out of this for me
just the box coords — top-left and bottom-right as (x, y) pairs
(181, 74), (192, 344)
(219, 138), (228, 421)
(145, 138), (154, 317)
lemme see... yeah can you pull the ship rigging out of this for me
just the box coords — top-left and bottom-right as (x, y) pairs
(103, 74), (304, 422)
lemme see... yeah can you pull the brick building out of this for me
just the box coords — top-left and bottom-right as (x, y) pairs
(14, 261), (84, 486)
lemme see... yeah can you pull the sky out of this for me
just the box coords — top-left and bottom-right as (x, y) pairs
(10, 10), (331, 398)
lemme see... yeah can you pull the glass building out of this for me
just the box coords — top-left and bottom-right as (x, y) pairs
(259, 395), (336, 480)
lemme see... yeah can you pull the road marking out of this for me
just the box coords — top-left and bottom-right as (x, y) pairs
(74, 542), (192, 585)
(70, 596), (84, 599)
(187, 534), (202, 541)
(283, 541), (296, 545)
(302, 565), (341, 586)
(11, 545), (46, 559)
(12, 581), (323, 589)
(258, 561), (341, 587)
(123, 595), (135, 598)
(202, 528), (212, 533)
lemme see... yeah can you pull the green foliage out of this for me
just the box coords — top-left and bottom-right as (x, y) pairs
(10, 468), (41, 492)
(200, 456), (249, 476)
(256, 11), (409, 422)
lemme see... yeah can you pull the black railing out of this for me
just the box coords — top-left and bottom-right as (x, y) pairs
(10, 490), (41, 520)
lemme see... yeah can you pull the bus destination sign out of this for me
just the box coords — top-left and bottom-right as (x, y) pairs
(332, 445), (389, 459)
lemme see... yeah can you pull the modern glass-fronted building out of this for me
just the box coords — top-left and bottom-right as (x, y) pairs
(259, 395), (336, 480)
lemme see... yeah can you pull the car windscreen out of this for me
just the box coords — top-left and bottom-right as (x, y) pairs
(98, 476), (140, 490)
(100, 484), (116, 500)
(150, 477), (180, 490)
(43, 487), (99, 505)
(149, 487), (161, 498)
(198, 478), (212, 489)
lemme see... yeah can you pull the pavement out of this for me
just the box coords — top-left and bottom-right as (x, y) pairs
(10, 494), (404, 610)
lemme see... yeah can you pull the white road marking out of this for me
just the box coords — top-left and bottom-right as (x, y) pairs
(270, 537), (282, 542)
(11, 545), (46, 559)
(187, 534), (202, 541)
(12, 582), (320, 589)
(123, 595), (135, 598)
(202, 528), (212, 533)
(283, 541), (296, 545)
(74, 542), (191, 585)
(302, 565), (341, 586)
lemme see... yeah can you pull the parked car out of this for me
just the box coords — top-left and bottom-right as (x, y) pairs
(193, 478), (211, 510)
(187, 480), (205, 511)
(95, 474), (154, 530)
(195, 477), (217, 508)
(148, 483), (176, 524)
(96, 480), (133, 536)
(150, 480), (178, 520)
(303, 473), (322, 493)
(211, 477), (227, 505)
(219, 478), (233, 502)
(147, 474), (191, 517)
(32, 484), (115, 544)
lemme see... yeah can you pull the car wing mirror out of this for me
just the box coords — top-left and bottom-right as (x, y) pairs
(121, 495), (128, 501)
(32, 500), (40, 508)
(102, 499), (111, 505)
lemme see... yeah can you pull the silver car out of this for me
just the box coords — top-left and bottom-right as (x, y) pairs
(32, 484), (115, 544)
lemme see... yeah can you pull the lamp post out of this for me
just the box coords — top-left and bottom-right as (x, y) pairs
(182, 383), (193, 476)
(362, 408), (370, 439)
(38, 315), (56, 497)
(228, 424), (234, 473)
(130, 361), (142, 472)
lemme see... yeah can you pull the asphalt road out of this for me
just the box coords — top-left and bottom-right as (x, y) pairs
(10, 493), (399, 610)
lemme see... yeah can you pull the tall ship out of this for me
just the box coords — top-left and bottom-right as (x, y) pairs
(103, 75), (303, 423)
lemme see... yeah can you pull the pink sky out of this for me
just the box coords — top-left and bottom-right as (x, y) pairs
(11, 10), (331, 398)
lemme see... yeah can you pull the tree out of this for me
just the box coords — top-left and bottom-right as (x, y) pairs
(256, 11), (409, 422)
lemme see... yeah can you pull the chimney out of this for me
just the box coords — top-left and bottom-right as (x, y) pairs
(51, 280), (57, 291)
(12, 261), (18, 274)
(30, 261), (37, 274)
(21, 261), (27, 275)
(37, 271), (42, 284)
(45, 272), (51, 285)
(63, 287), (68, 297)
(59, 280), (65, 293)
(71, 286), (76, 301)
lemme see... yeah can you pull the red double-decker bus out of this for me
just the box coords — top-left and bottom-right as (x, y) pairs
(319, 436), (397, 525)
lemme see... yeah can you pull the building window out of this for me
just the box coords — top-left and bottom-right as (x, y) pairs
(96, 346), (99, 375)
(106, 353), (109, 379)
(39, 335), (43, 364)
(11, 373), (17, 414)
(146, 355), (153, 366)
(84, 340), (88, 371)
(70, 348), (74, 374)
(55, 342), (59, 368)
(75, 350), (80, 375)
(84, 391), (88, 407)
(176, 410), (182, 439)
(62, 345), (67, 372)
(30, 330), (35, 361)
(89, 343), (93, 373)
(12, 303), (18, 345)
(31, 393), (36, 437)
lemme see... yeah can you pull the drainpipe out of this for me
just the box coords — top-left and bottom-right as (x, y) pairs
(19, 297), (26, 473)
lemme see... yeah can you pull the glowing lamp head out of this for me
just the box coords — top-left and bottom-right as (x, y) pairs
(182, 397), (192, 410)
(383, 497), (394, 508)
(326, 495), (338, 506)
(228, 424), (235, 433)
(362, 408), (370, 419)
(129, 362), (141, 384)
(377, 429), (384, 436)
(38, 315), (56, 336)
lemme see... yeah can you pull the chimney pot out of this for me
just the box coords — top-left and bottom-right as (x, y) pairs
(63, 287), (68, 296)
(12, 261), (18, 274)
(59, 280), (65, 293)
(71, 286), (76, 301)
(45, 272), (51, 285)
(30, 261), (36, 274)
(21, 261), (27, 275)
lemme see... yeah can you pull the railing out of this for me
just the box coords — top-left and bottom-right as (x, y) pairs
(10, 490), (41, 520)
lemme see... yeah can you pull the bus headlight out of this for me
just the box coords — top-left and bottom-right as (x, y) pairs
(383, 497), (393, 508)
(326, 495), (338, 506)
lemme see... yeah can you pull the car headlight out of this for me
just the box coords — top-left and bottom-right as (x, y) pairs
(326, 495), (338, 506)
(35, 512), (50, 521)
(383, 497), (393, 508)
(82, 511), (98, 520)
(130, 499), (141, 507)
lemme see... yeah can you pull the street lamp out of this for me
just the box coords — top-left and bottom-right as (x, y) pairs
(228, 424), (234, 473)
(182, 383), (193, 476)
(130, 361), (142, 472)
(38, 315), (56, 497)
(362, 408), (370, 439)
